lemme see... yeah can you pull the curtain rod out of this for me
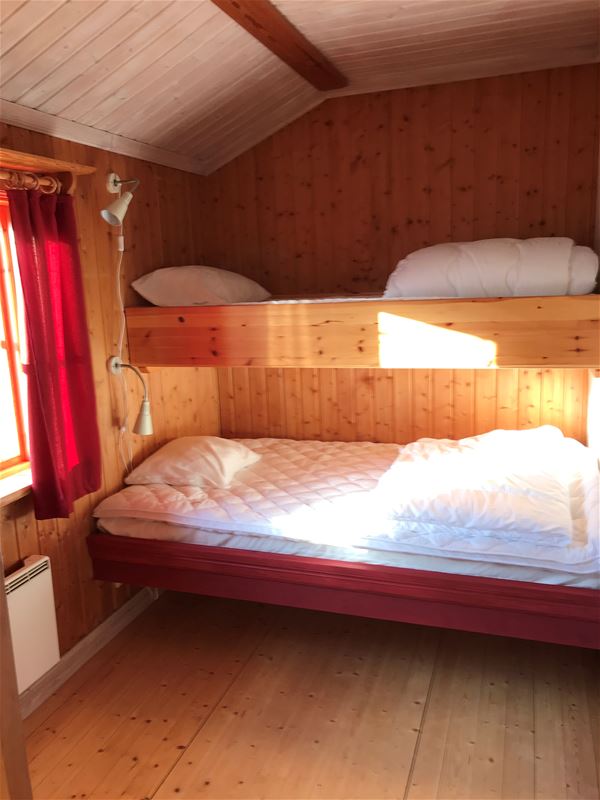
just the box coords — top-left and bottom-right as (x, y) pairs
(0, 168), (62, 194)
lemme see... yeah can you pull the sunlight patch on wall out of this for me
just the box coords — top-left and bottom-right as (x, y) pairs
(377, 312), (497, 368)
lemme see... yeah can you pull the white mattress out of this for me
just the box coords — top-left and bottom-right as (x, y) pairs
(96, 434), (600, 588)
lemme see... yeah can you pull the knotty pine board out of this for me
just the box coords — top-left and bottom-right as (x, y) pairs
(197, 64), (599, 295)
(0, 123), (220, 654)
(126, 296), (600, 369)
(218, 368), (589, 444)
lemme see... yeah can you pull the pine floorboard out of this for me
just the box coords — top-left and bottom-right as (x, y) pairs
(25, 593), (600, 800)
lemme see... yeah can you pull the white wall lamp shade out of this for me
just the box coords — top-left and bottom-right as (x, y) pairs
(108, 356), (154, 437)
(101, 191), (134, 226)
(133, 398), (153, 436)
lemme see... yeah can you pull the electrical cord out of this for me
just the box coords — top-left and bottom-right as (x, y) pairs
(114, 220), (133, 473)
(106, 176), (149, 471)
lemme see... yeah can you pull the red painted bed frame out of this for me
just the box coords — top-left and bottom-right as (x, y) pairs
(87, 532), (600, 649)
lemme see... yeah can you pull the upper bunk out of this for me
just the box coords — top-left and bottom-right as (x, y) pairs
(125, 294), (600, 369)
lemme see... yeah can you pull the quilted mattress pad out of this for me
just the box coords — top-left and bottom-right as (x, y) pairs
(95, 432), (599, 573)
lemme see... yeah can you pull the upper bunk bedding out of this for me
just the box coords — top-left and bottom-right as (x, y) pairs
(94, 427), (600, 589)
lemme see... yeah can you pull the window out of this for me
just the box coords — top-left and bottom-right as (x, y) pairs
(0, 195), (29, 477)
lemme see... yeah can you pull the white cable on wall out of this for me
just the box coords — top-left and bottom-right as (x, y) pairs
(114, 224), (133, 473)
(102, 172), (150, 472)
(115, 245), (126, 358)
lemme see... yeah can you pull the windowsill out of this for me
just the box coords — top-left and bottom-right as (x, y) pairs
(0, 467), (32, 507)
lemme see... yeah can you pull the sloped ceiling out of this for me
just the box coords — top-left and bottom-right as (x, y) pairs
(0, 0), (598, 174)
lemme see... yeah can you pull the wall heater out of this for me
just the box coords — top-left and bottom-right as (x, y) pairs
(5, 555), (60, 693)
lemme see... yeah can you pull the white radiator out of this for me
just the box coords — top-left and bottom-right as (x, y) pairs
(5, 555), (60, 693)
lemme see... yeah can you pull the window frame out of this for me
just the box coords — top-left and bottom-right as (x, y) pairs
(0, 194), (29, 478)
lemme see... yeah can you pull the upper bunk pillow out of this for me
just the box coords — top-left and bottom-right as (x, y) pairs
(384, 238), (598, 298)
(131, 266), (270, 306)
(125, 436), (260, 488)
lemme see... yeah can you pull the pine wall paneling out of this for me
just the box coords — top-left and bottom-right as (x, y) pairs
(217, 368), (589, 445)
(0, 123), (220, 655)
(197, 64), (599, 294)
(1, 63), (598, 654)
(208, 66), (596, 450)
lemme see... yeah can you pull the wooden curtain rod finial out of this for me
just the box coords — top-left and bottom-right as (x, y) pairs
(210, 0), (348, 91)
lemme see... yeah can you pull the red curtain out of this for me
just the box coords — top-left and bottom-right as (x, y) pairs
(7, 190), (101, 519)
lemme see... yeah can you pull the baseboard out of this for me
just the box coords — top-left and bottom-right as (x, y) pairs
(19, 586), (159, 719)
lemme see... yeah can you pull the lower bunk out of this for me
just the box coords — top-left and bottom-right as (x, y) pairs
(88, 430), (600, 650)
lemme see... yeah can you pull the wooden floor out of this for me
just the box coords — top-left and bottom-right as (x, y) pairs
(25, 593), (599, 800)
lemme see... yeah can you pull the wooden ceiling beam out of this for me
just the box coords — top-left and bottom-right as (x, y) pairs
(209, 0), (348, 91)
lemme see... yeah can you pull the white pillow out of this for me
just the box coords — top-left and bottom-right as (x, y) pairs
(131, 266), (270, 306)
(125, 436), (260, 488)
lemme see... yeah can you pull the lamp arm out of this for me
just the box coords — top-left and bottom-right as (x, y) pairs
(117, 178), (140, 193)
(120, 362), (148, 401)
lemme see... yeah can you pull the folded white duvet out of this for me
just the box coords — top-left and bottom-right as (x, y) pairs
(376, 427), (573, 543)
(94, 428), (599, 569)
(384, 237), (598, 298)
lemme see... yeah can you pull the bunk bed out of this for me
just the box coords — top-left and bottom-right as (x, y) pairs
(125, 294), (600, 368)
(88, 289), (600, 649)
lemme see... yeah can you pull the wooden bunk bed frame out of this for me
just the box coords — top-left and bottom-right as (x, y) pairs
(126, 295), (600, 368)
(91, 293), (600, 649)
(88, 533), (600, 649)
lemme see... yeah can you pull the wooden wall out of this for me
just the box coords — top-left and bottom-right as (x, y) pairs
(1, 63), (598, 655)
(210, 68), (595, 454)
(218, 368), (589, 444)
(0, 123), (220, 655)
(197, 64), (599, 294)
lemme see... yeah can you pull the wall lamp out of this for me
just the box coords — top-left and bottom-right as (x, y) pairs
(100, 173), (140, 226)
(108, 356), (153, 436)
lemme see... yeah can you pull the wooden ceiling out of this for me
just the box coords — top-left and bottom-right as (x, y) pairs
(0, 0), (598, 175)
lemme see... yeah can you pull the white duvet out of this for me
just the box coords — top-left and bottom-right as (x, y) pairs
(94, 427), (599, 572)
(384, 237), (598, 298)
